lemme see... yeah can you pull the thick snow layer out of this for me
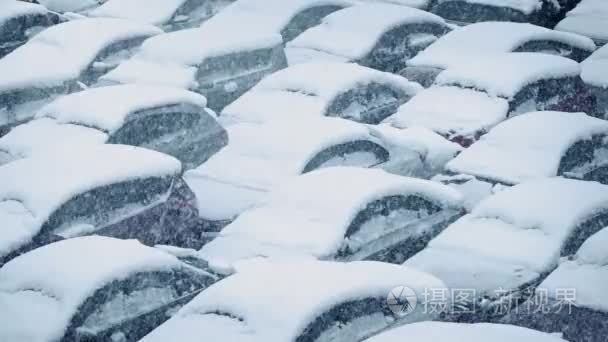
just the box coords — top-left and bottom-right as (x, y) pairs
(581, 44), (608, 88)
(141, 259), (445, 342)
(446, 111), (608, 185)
(556, 0), (608, 42)
(0, 1), (49, 23)
(184, 118), (385, 220)
(36, 85), (208, 133)
(199, 167), (462, 272)
(0, 145), (181, 259)
(406, 178), (608, 295)
(355, 0), (429, 9)
(0, 236), (191, 342)
(89, 0), (189, 25)
(383, 86), (509, 138)
(101, 25), (281, 87)
(36, 0), (99, 12)
(0, 18), (162, 94)
(287, 4), (447, 61)
(540, 227), (608, 312)
(365, 322), (568, 342)
(408, 22), (596, 69)
(205, 0), (353, 37)
(434, 0), (549, 15)
(435, 52), (581, 99)
(221, 62), (421, 123)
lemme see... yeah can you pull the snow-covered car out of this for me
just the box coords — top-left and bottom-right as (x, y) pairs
(363, 322), (568, 342)
(428, 0), (561, 27)
(500, 227), (608, 342)
(34, 0), (102, 13)
(220, 62), (422, 125)
(0, 18), (162, 135)
(89, 0), (233, 31)
(404, 177), (608, 322)
(555, 0), (608, 46)
(0, 236), (217, 342)
(286, 4), (451, 72)
(0, 85), (228, 169)
(402, 22), (596, 87)
(184, 118), (462, 228)
(0, 144), (205, 265)
(199, 167), (463, 274)
(384, 53), (592, 146)
(581, 44), (608, 119)
(139, 259), (447, 342)
(99, 25), (287, 111)
(0, 0), (61, 58)
(441, 111), (608, 207)
(204, 0), (352, 43)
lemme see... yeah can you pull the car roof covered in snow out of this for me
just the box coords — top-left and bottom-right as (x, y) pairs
(433, 0), (549, 15)
(581, 44), (608, 88)
(100, 24), (282, 88)
(184, 118), (386, 220)
(446, 111), (608, 185)
(539, 226), (608, 313)
(383, 85), (509, 138)
(434, 52), (581, 99)
(555, 0), (608, 43)
(199, 167), (462, 272)
(140, 259), (446, 342)
(0, 144), (181, 259)
(0, 18), (162, 94)
(287, 3), (447, 61)
(89, 0), (192, 25)
(36, 0), (99, 12)
(408, 22), (596, 69)
(405, 178), (608, 295)
(0, 0), (50, 23)
(221, 62), (421, 124)
(0, 236), (197, 342)
(364, 322), (568, 342)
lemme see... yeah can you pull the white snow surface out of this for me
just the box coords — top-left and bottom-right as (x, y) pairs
(408, 22), (596, 69)
(383, 85), (509, 138)
(140, 259), (446, 341)
(405, 178), (608, 295)
(221, 62), (421, 124)
(89, 0), (189, 25)
(434, 0), (548, 15)
(365, 322), (568, 342)
(355, 0), (429, 9)
(199, 167), (462, 272)
(435, 52), (581, 99)
(37, 0), (99, 12)
(0, 236), (189, 342)
(0, 1), (49, 23)
(286, 3), (447, 61)
(0, 144), (181, 259)
(540, 227), (608, 312)
(0, 18), (162, 93)
(446, 111), (608, 185)
(184, 118), (386, 220)
(556, 0), (608, 42)
(581, 44), (608, 88)
(100, 25), (281, 88)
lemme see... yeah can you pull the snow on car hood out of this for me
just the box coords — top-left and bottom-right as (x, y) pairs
(0, 144), (181, 259)
(446, 111), (608, 185)
(0, 0), (50, 23)
(37, 0), (99, 12)
(89, 0), (190, 25)
(581, 44), (608, 88)
(408, 21), (595, 69)
(556, 0), (608, 43)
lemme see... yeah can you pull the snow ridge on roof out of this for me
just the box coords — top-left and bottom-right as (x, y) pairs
(89, 0), (189, 25)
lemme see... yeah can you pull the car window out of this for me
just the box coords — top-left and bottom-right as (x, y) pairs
(167, 0), (220, 30)
(83, 37), (148, 84)
(561, 209), (608, 256)
(327, 82), (408, 124)
(281, 5), (345, 43)
(40, 176), (174, 239)
(363, 23), (449, 73)
(339, 195), (442, 256)
(68, 268), (213, 339)
(302, 140), (390, 173)
(0, 12), (58, 50)
(514, 40), (592, 62)
(197, 47), (278, 84)
(559, 134), (608, 185)
(508, 77), (583, 115)
(295, 297), (393, 342)
(430, 2), (528, 24)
